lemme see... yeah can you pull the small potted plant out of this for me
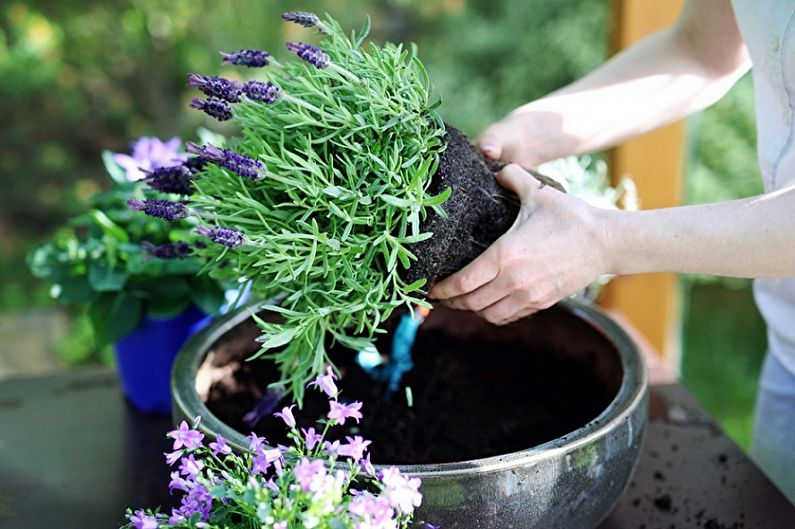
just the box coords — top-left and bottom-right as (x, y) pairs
(28, 136), (227, 414)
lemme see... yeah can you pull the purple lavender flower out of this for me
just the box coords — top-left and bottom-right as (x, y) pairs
(337, 435), (371, 461)
(221, 49), (272, 67)
(143, 164), (194, 195)
(209, 434), (232, 457)
(243, 387), (285, 427)
(286, 42), (330, 68)
(327, 400), (363, 425)
(196, 225), (246, 249)
(274, 404), (296, 428)
(190, 97), (233, 121)
(243, 80), (282, 104)
(113, 136), (188, 182)
(301, 426), (322, 451)
(186, 142), (265, 180)
(142, 241), (191, 260)
(281, 11), (321, 28)
(167, 420), (204, 450)
(309, 365), (338, 397)
(128, 199), (189, 222)
(187, 74), (243, 102)
(128, 510), (159, 529)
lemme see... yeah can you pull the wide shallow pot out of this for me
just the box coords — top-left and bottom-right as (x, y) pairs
(115, 306), (210, 414)
(172, 300), (647, 529)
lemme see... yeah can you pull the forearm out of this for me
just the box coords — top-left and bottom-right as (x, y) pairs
(605, 186), (795, 278)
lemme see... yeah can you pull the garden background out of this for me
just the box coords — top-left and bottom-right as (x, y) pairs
(0, 0), (766, 448)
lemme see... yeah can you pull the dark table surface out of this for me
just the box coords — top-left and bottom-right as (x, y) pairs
(0, 369), (793, 529)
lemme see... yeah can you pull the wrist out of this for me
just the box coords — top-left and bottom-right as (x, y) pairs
(597, 207), (633, 276)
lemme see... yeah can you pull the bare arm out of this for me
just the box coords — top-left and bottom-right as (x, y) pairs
(480, 0), (751, 166)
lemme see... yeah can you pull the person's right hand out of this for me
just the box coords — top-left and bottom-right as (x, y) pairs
(478, 110), (562, 168)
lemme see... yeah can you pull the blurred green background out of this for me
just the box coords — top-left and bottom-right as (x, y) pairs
(0, 0), (766, 448)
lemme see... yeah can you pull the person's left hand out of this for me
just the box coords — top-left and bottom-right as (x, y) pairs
(428, 164), (615, 325)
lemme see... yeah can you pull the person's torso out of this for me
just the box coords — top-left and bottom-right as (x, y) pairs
(730, 1), (795, 373)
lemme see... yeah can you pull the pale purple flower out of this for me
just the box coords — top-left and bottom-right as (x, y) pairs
(251, 446), (283, 475)
(113, 136), (187, 182)
(324, 440), (340, 457)
(247, 432), (267, 452)
(348, 493), (395, 528)
(337, 435), (371, 461)
(196, 225), (245, 249)
(176, 483), (212, 521)
(190, 97), (233, 121)
(294, 457), (327, 492)
(360, 452), (376, 475)
(328, 400), (363, 425)
(286, 42), (330, 68)
(128, 199), (189, 222)
(179, 454), (204, 477)
(274, 404), (296, 428)
(164, 449), (184, 466)
(221, 49), (272, 67)
(169, 471), (192, 494)
(309, 366), (338, 397)
(128, 510), (160, 529)
(301, 427), (322, 451)
(187, 74), (243, 102)
(282, 11), (320, 28)
(167, 420), (204, 450)
(186, 142), (265, 180)
(209, 434), (232, 456)
(380, 467), (422, 514)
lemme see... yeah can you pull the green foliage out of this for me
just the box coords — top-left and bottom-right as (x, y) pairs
(188, 15), (446, 401)
(28, 151), (226, 346)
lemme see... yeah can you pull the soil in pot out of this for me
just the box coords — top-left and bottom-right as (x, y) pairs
(202, 307), (621, 465)
(401, 125), (564, 286)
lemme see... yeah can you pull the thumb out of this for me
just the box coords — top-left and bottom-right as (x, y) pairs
(477, 128), (503, 160)
(495, 163), (541, 202)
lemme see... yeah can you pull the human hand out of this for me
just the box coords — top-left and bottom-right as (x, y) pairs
(428, 164), (614, 325)
(477, 109), (565, 168)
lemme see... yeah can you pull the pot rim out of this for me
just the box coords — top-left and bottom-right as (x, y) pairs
(172, 299), (648, 478)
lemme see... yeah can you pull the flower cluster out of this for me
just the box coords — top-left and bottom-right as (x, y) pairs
(121, 370), (427, 529)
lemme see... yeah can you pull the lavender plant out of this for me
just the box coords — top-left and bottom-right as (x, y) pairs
(122, 369), (424, 529)
(130, 13), (448, 400)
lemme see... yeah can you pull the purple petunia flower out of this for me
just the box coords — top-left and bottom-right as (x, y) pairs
(142, 241), (191, 260)
(209, 434), (232, 457)
(301, 426), (322, 451)
(221, 49), (272, 67)
(128, 199), (189, 222)
(167, 420), (204, 450)
(327, 400), (363, 425)
(286, 42), (330, 68)
(309, 365), (338, 397)
(337, 435), (371, 461)
(144, 164), (194, 195)
(128, 509), (159, 529)
(282, 11), (321, 28)
(190, 97), (233, 121)
(196, 225), (245, 249)
(243, 80), (282, 104)
(274, 404), (296, 428)
(187, 74), (243, 102)
(113, 136), (188, 183)
(186, 142), (265, 180)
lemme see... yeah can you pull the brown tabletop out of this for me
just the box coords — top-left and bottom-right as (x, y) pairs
(0, 369), (793, 529)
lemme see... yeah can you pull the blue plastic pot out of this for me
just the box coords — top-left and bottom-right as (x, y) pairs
(114, 306), (211, 414)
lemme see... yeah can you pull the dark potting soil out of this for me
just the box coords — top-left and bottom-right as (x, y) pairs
(204, 315), (614, 465)
(402, 125), (564, 286)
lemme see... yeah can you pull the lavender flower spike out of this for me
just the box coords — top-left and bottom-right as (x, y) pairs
(286, 42), (330, 69)
(281, 11), (320, 28)
(186, 142), (265, 180)
(190, 97), (233, 121)
(142, 241), (191, 260)
(197, 225), (246, 249)
(243, 80), (282, 104)
(220, 49), (273, 67)
(128, 199), (189, 222)
(144, 165), (194, 195)
(187, 74), (243, 103)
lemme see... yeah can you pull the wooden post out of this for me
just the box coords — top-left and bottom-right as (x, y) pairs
(599, 0), (686, 369)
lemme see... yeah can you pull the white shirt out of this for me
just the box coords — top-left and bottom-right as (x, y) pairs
(732, 1), (795, 375)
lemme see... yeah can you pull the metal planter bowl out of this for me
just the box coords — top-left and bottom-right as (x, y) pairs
(172, 300), (648, 529)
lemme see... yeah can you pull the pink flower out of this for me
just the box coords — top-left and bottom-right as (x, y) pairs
(380, 467), (422, 514)
(167, 421), (204, 450)
(309, 366), (338, 397)
(274, 405), (296, 428)
(328, 400), (363, 425)
(338, 435), (372, 461)
(294, 458), (327, 492)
